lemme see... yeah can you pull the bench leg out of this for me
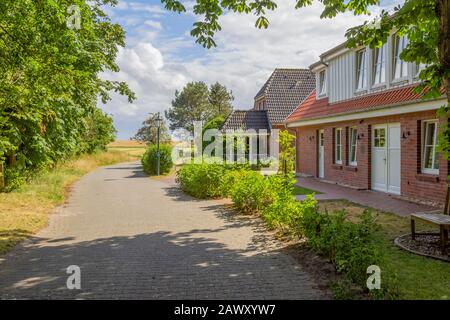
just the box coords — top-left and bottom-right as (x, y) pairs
(411, 219), (416, 240)
(440, 226), (448, 255)
(443, 228), (448, 256)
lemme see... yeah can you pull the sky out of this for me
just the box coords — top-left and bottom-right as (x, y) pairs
(100, 0), (403, 139)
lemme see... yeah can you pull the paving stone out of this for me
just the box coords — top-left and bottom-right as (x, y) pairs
(0, 162), (326, 300)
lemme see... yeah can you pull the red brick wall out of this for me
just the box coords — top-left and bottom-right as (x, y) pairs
(294, 110), (449, 205)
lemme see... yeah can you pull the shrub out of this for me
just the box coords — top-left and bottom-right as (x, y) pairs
(141, 144), (173, 175)
(3, 167), (28, 192)
(263, 193), (317, 235)
(176, 163), (233, 198)
(227, 171), (279, 214)
(301, 208), (384, 288)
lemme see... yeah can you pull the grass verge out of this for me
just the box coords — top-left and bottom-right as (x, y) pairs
(319, 200), (450, 300)
(292, 185), (321, 195)
(0, 150), (138, 256)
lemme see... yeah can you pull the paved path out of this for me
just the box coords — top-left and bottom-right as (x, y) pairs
(0, 162), (325, 299)
(296, 177), (438, 216)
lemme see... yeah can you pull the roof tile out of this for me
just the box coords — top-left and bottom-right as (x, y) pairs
(286, 85), (442, 124)
(256, 69), (315, 124)
(221, 110), (270, 132)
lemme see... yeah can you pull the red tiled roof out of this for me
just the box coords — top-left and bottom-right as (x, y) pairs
(286, 85), (442, 124)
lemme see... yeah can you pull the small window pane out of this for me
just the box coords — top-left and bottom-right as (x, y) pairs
(393, 35), (408, 79)
(349, 127), (357, 165)
(319, 71), (326, 95)
(423, 146), (434, 169)
(335, 129), (342, 163)
(356, 50), (367, 90)
(425, 122), (435, 145)
(422, 121), (439, 173)
(373, 45), (386, 85)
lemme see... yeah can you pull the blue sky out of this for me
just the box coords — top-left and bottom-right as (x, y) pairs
(100, 0), (403, 139)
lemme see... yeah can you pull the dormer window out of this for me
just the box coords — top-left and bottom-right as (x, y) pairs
(393, 34), (408, 80)
(318, 70), (326, 96)
(356, 49), (368, 90)
(372, 44), (386, 85)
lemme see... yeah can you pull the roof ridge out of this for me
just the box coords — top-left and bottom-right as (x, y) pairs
(274, 68), (310, 71)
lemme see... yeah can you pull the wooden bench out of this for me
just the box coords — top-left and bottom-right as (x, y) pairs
(410, 183), (450, 255)
(411, 213), (450, 255)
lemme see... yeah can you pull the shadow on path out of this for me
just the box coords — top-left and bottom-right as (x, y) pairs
(0, 230), (324, 299)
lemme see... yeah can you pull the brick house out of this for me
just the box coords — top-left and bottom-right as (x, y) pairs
(286, 35), (449, 205)
(222, 68), (315, 157)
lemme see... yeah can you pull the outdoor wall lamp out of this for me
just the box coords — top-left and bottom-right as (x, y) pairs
(402, 131), (411, 139)
(357, 133), (364, 140)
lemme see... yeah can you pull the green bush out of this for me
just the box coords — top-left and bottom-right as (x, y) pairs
(141, 144), (173, 175)
(226, 171), (279, 214)
(176, 163), (232, 198)
(301, 208), (383, 288)
(263, 193), (317, 235)
(3, 167), (28, 192)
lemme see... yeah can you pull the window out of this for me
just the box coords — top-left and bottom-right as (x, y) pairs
(349, 127), (358, 166)
(372, 45), (386, 85)
(373, 128), (386, 147)
(356, 49), (368, 90)
(422, 120), (439, 174)
(318, 70), (326, 95)
(393, 34), (408, 80)
(335, 128), (342, 164)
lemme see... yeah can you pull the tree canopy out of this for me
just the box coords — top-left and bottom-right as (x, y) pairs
(165, 81), (233, 133)
(134, 113), (171, 145)
(0, 0), (134, 174)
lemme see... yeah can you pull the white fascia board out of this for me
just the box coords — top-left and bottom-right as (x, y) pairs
(286, 98), (447, 128)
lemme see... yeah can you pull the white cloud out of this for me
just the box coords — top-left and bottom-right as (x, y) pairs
(144, 20), (163, 30)
(101, 1), (393, 139)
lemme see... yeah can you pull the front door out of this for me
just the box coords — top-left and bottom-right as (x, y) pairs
(318, 130), (324, 178)
(371, 123), (401, 194)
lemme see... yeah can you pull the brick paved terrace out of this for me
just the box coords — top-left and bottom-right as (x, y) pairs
(296, 177), (439, 217)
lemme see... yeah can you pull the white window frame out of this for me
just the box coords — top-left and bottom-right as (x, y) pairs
(349, 127), (358, 166)
(335, 128), (342, 165)
(318, 70), (327, 96)
(356, 49), (368, 90)
(372, 44), (386, 85)
(421, 120), (439, 175)
(393, 34), (408, 80)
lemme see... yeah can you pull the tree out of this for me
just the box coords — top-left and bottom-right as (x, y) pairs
(160, 0), (450, 158)
(209, 82), (234, 117)
(278, 130), (296, 175)
(165, 81), (233, 133)
(0, 0), (135, 172)
(134, 113), (171, 145)
(202, 115), (226, 152)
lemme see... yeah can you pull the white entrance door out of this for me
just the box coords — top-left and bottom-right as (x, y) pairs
(371, 123), (401, 194)
(318, 130), (325, 178)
